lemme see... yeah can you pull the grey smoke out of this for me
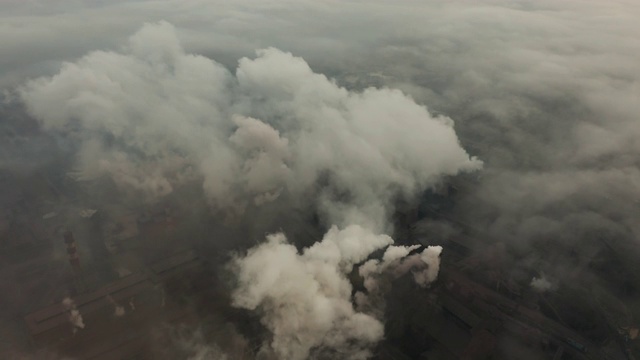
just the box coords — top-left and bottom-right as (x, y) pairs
(231, 226), (390, 360)
(359, 245), (442, 293)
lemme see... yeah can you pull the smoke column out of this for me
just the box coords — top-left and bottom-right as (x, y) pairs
(18, 21), (481, 358)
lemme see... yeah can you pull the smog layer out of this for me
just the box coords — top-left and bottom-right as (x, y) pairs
(1, 1), (640, 359)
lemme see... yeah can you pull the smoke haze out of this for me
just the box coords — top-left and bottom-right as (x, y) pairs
(14, 20), (476, 359)
(19, 21), (479, 229)
(2, 0), (640, 359)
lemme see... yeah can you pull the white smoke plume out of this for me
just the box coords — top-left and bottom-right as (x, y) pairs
(231, 226), (444, 359)
(231, 225), (390, 360)
(61, 297), (85, 334)
(530, 276), (553, 293)
(18, 21), (480, 228)
(355, 244), (442, 318)
(19, 21), (479, 359)
(360, 244), (443, 293)
(412, 245), (443, 286)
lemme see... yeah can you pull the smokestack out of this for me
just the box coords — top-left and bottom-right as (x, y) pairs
(63, 230), (81, 271)
(63, 230), (85, 293)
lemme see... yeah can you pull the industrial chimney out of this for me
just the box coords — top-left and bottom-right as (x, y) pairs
(63, 230), (85, 293)
(63, 230), (81, 271)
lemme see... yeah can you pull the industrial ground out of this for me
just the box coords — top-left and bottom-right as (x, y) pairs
(1, 163), (639, 360)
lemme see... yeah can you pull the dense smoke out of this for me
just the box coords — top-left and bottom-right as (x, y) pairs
(16, 21), (478, 358)
(18, 21), (480, 230)
(61, 297), (85, 334)
(3, 0), (640, 358)
(231, 226), (444, 359)
(231, 226), (390, 360)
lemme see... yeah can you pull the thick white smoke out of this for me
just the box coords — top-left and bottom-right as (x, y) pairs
(19, 22), (479, 359)
(231, 228), (444, 359)
(61, 297), (85, 334)
(231, 226), (390, 360)
(19, 21), (480, 228)
(359, 244), (443, 293)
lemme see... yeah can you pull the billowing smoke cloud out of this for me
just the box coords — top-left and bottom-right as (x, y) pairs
(1, 1), (639, 359)
(230, 226), (443, 359)
(359, 245), (442, 293)
(231, 226), (389, 359)
(16, 21), (479, 358)
(353, 244), (442, 323)
(18, 21), (480, 229)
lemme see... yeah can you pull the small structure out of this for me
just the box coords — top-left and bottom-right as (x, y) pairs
(63, 230), (81, 271)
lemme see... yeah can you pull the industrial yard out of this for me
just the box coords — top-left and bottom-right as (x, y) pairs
(0, 165), (637, 360)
